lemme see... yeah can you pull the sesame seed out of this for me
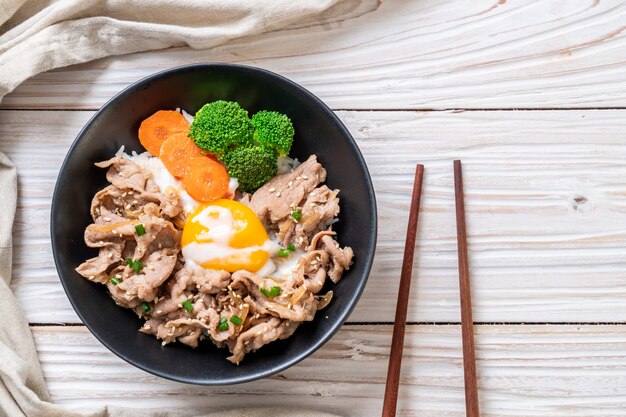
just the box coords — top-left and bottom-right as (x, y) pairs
(288, 181), (293, 187)
(119, 234), (123, 238)
(125, 204), (132, 209)
(88, 275), (95, 280)
(177, 304), (182, 308)
(103, 217), (111, 222)
(275, 192), (281, 197)
(295, 176), (301, 180)
(302, 175), (309, 180)
(122, 192), (127, 197)
(161, 341), (167, 346)
(126, 292), (132, 296)
(108, 253), (113, 259)
(132, 200), (138, 204)
(145, 325), (151, 330)
(156, 310), (163, 314)
(158, 243), (162, 249)
(269, 187), (276, 192)
(325, 316), (329, 319)
(112, 229), (117, 234)
(286, 322), (290, 327)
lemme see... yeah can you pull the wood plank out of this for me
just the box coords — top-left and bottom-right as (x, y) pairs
(2, 109), (626, 324)
(4, 0), (626, 110)
(32, 324), (626, 416)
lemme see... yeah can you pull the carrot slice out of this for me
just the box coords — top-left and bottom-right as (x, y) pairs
(182, 157), (229, 203)
(160, 133), (204, 178)
(138, 110), (189, 156)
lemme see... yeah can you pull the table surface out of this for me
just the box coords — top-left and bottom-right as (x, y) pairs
(2, 1), (626, 415)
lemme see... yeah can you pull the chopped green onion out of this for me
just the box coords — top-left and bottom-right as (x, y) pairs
(218, 321), (229, 331)
(287, 244), (296, 252)
(230, 315), (243, 325)
(182, 299), (193, 313)
(261, 285), (281, 297)
(125, 258), (142, 274)
(110, 277), (121, 285)
(219, 316), (227, 324)
(141, 302), (151, 313)
(278, 248), (290, 257)
(291, 210), (302, 222)
(135, 224), (146, 236)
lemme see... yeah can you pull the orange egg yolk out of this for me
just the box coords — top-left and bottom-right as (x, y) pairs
(181, 199), (270, 272)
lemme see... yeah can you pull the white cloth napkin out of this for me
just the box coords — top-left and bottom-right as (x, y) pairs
(0, 1), (344, 416)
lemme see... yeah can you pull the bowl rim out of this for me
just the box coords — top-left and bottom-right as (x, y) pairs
(51, 62), (378, 385)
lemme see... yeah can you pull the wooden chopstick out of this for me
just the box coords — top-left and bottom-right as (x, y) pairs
(381, 164), (425, 417)
(453, 160), (480, 417)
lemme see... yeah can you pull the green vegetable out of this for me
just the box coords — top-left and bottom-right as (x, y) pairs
(125, 258), (142, 274)
(287, 244), (296, 252)
(260, 285), (281, 297)
(251, 111), (294, 157)
(135, 224), (146, 236)
(278, 248), (290, 257)
(224, 146), (278, 193)
(189, 101), (254, 159)
(218, 317), (229, 331)
(141, 302), (151, 313)
(291, 210), (302, 222)
(110, 277), (121, 285)
(230, 315), (243, 325)
(182, 299), (193, 313)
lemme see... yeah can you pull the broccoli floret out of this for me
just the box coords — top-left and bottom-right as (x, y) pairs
(251, 111), (294, 157)
(189, 101), (254, 159)
(224, 146), (278, 193)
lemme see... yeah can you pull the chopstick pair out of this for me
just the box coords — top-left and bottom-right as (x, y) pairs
(381, 161), (480, 417)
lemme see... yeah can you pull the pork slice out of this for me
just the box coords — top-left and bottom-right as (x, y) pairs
(290, 185), (340, 247)
(91, 183), (182, 222)
(250, 155), (326, 223)
(187, 266), (231, 294)
(293, 249), (331, 294)
(107, 279), (141, 309)
(75, 244), (123, 284)
(319, 234), (354, 284)
(117, 249), (178, 301)
(95, 156), (158, 193)
(231, 271), (317, 322)
(227, 317), (299, 364)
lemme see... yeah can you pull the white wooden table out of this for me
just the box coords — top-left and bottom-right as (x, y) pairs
(2, 1), (626, 415)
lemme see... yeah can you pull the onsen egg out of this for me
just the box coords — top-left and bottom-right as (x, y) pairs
(181, 199), (278, 272)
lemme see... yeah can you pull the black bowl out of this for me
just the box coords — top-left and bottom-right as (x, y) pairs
(51, 63), (377, 385)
